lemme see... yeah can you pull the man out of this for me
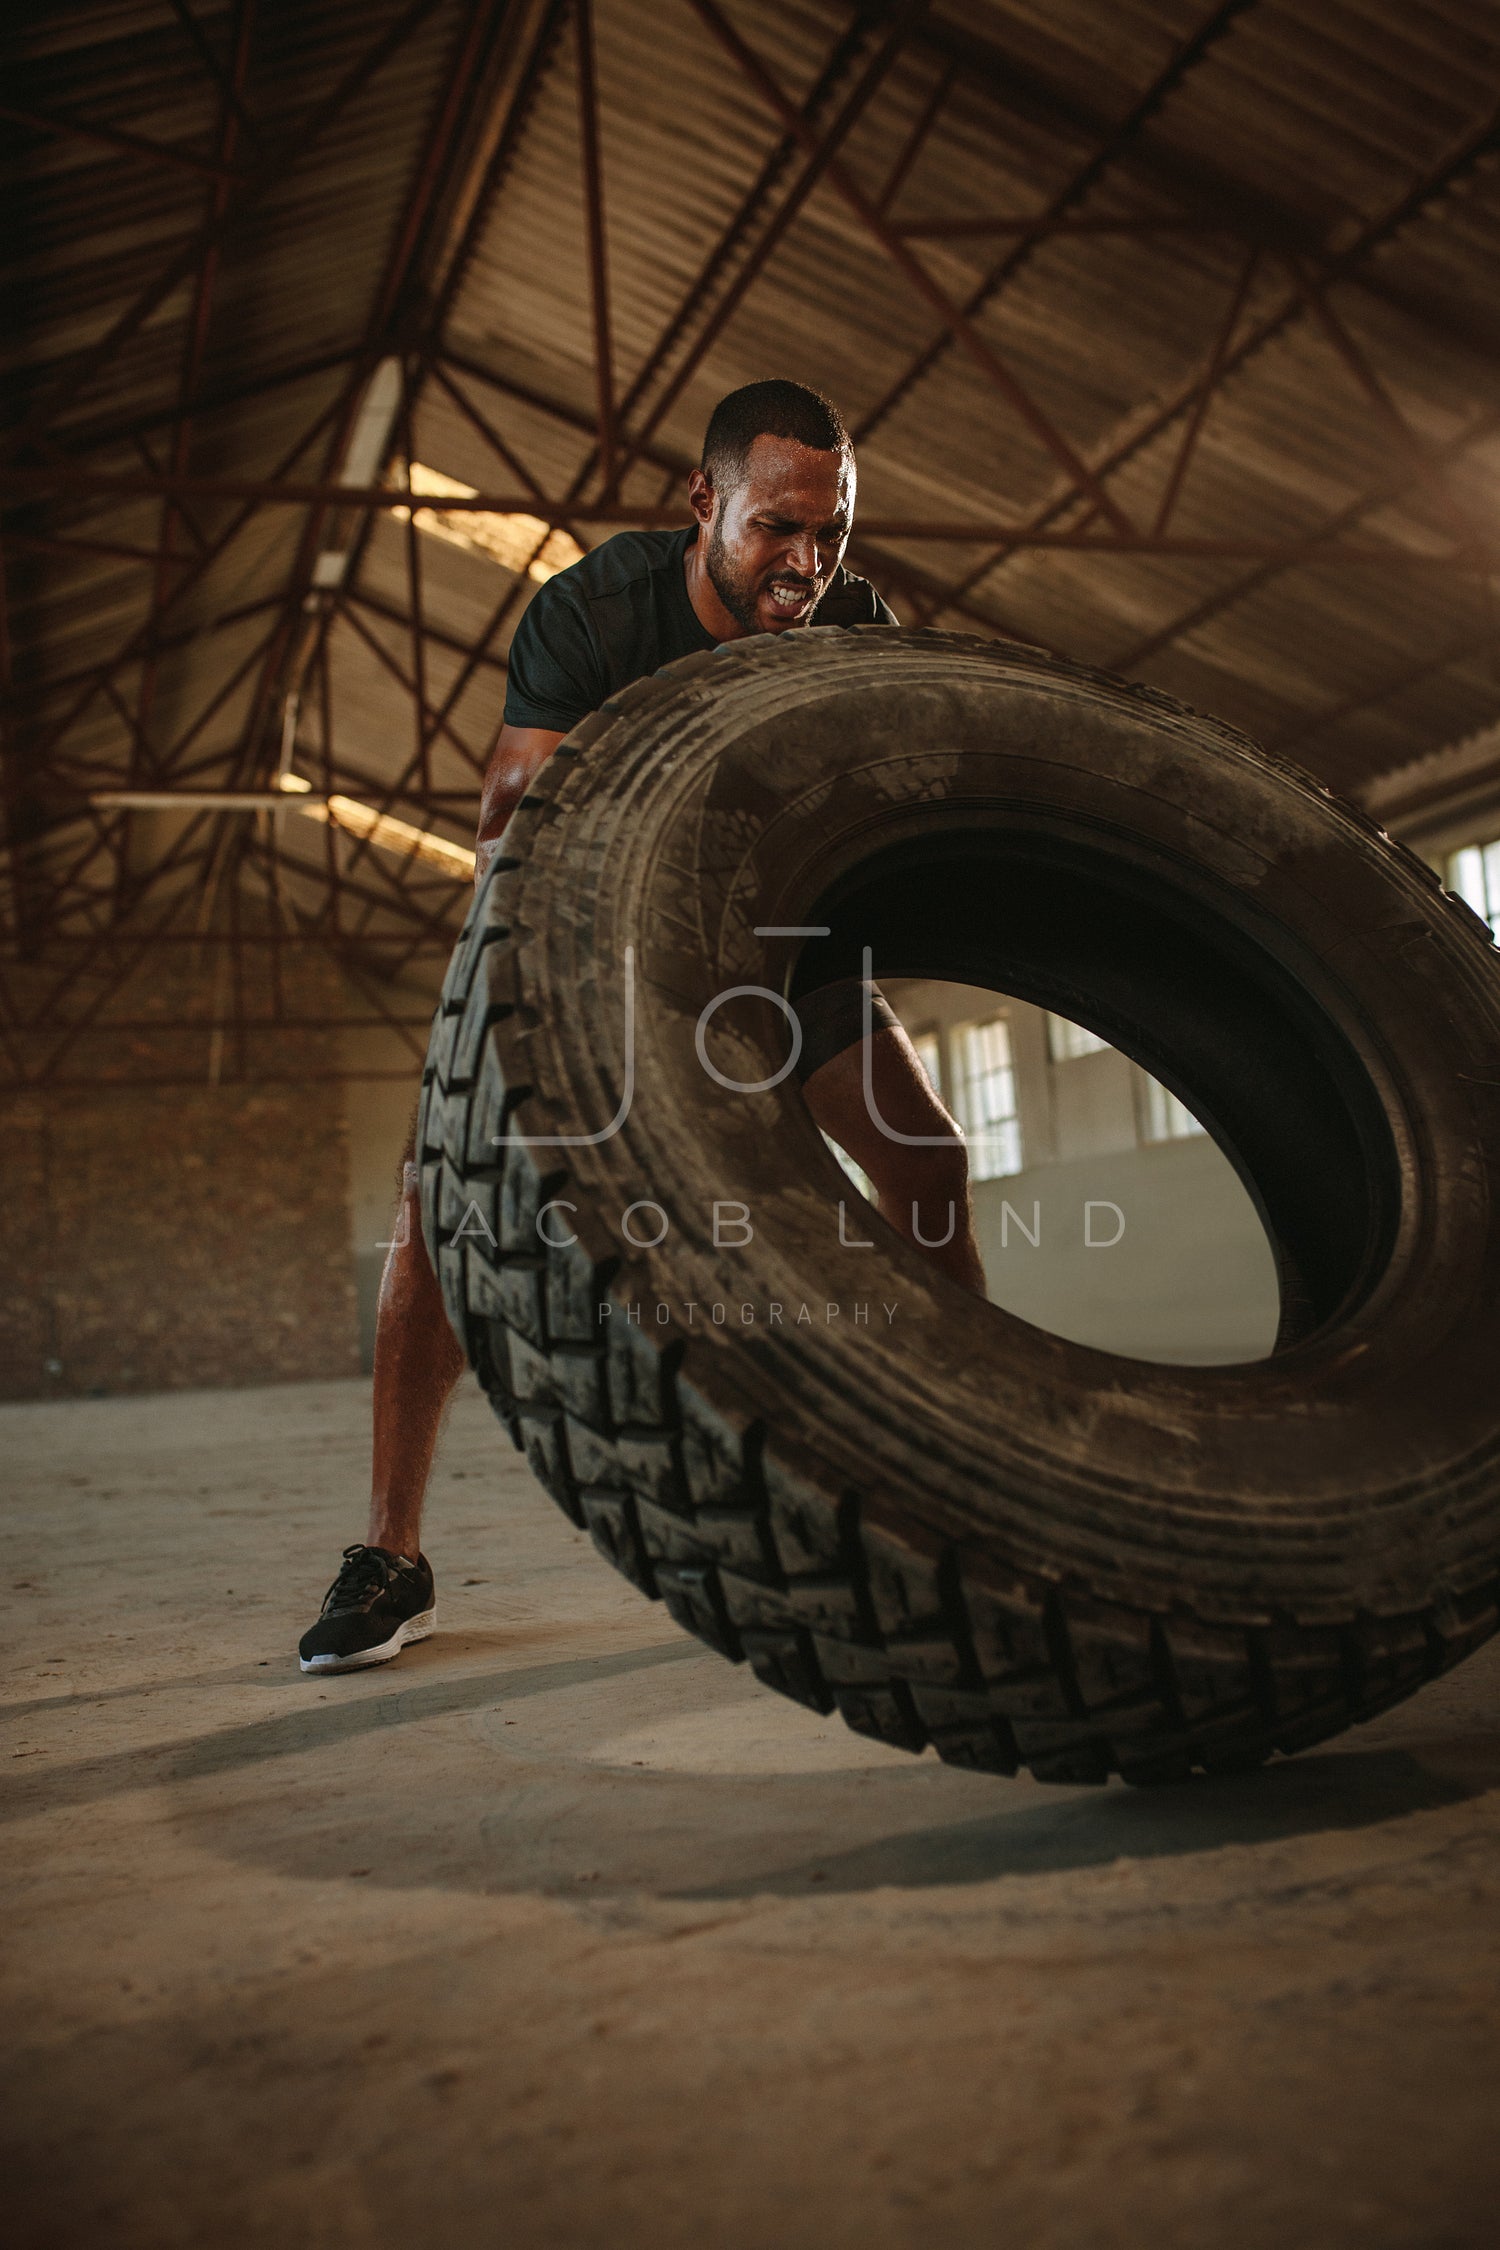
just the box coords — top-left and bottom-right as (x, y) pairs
(299, 380), (986, 1674)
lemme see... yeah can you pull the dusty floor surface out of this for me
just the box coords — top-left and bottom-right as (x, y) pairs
(2, 1377), (1498, 2250)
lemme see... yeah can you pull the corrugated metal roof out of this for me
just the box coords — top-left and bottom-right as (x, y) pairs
(6, 0), (1500, 1015)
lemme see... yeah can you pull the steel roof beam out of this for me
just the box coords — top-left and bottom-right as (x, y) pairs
(855, 0), (1258, 446)
(2, 597), (282, 716)
(219, 2), (516, 841)
(1268, 622), (1498, 776)
(927, 90), (1500, 641)
(166, 0), (264, 150)
(1149, 246), (1260, 540)
(0, 99), (246, 184)
(333, 600), (486, 774)
(574, 0), (617, 492)
(890, 214), (1215, 240)
(5, 378), (356, 776)
(690, 0), (1136, 534)
(909, 7), (1500, 373)
(1280, 251), (1485, 550)
(130, 0), (256, 840)
(41, 351), (357, 462)
(604, 5), (918, 496)
(345, 586), (511, 673)
(12, 467), (1494, 568)
(0, 0), (449, 460)
(875, 52), (955, 219)
(588, 7), (877, 503)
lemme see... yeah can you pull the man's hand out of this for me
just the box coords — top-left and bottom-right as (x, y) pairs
(475, 724), (565, 887)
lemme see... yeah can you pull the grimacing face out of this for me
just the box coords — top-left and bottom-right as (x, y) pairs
(699, 433), (855, 635)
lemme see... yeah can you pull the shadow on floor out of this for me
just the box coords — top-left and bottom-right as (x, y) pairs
(444, 1737), (1495, 1904)
(194, 1729), (1496, 1906)
(0, 1638), (699, 1826)
(670, 1745), (1489, 1898)
(15, 1625), (1498, 1909)
(1, 1628), (578, 1722)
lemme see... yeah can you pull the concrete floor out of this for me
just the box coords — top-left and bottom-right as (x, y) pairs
(4, 1379), (1499, 2250)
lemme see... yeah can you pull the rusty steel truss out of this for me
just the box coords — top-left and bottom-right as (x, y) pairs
(4, 0), (1500, 1085)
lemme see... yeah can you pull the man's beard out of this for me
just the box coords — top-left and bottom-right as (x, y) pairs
(705, 517), (818, 633)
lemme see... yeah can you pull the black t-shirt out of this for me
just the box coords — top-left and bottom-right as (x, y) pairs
(503, 524), (896, 733)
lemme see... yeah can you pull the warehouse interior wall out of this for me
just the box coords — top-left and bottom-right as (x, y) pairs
(972, 1135), (1280, 1364)
(0, 945), (361, 1402)
(884, 978), (1280, 1364)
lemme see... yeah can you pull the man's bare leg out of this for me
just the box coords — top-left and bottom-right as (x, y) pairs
(305, 1017), (976, 1666)
(803, 1026), (988, 1296)
(367, 1162), (466, 1561)
(298, 1157), (460, 1670)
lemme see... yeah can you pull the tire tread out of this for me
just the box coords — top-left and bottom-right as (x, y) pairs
(413, 656), (1500, 1789)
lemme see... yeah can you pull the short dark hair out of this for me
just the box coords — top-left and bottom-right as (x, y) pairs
(701, 379), (851, 489)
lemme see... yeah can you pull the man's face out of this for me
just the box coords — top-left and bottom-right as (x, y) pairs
(695, 434), (855, 635)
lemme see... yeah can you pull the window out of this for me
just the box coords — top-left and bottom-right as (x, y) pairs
(1138, 1073), (1205, 1143)
(1449, 837), (1500, 939)
(955, 1015), (1023, 1180)
(1047, 1012), (1109, 1061)
(394, 463), (585, 583)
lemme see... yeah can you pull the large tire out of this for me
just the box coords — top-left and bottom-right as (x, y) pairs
(418, 628), (1500, 1786)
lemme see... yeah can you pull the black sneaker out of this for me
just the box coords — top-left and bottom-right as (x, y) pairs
(298, 1545), (436, 1674)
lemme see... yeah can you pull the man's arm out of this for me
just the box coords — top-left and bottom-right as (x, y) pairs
(475, 724), (565, 886)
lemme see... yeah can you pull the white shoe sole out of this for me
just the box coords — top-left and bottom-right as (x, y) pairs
(299, 1606), (436, 1674)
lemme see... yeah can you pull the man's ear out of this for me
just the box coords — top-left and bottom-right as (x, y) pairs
(686, 466), (716, 527)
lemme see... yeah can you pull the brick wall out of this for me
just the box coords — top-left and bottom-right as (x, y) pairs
(0, 942), (361, 1401)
